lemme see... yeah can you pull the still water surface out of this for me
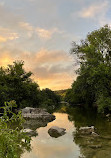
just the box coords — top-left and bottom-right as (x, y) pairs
(21, 107), (111, 158)
(22, 112), (81, 158)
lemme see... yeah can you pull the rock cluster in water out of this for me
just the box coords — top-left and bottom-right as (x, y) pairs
(78, 126), (95, 135)
(22, 107), (56, 135)
(78, 126), (99, 137)
(75, 126), (101, 152)
(22, 107), (55, 121)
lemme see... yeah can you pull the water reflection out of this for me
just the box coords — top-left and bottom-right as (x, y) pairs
(22, 107), (111, 158)
(22, 113), (81, 158)
(67, 107), (111, 158)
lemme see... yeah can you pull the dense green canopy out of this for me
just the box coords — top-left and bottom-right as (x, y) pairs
(65, 25), (111, 113)
(0, 61), (60, 110)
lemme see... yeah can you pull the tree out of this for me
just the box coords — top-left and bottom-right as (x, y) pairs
(0, 61), (61, 110)
(0, 61), (40, 108)
(40, 88), (61, 111)
(66, 25), (111, 113)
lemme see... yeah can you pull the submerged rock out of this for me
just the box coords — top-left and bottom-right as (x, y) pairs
(22, 107), (55, 121)
(48, 126), (66, 138)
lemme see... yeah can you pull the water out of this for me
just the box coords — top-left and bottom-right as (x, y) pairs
(21, 107), (111, 158)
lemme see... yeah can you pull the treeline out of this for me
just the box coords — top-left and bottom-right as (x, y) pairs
(65, 25), (111, 113)
(55, 89), (67, 101)
(0, 61), (60, 110)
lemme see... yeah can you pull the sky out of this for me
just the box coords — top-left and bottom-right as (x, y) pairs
(0, 0), (111, 90)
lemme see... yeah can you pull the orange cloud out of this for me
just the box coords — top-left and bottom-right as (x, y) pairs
(0, 28), (19, 43)
(34, 49), (71, 63)
(37, 73), (75, 90)
(25, 49), (75, 90)
(0, 36), (7, 42)
(0, 52), (14, 67)
(0, 48), (75, 90)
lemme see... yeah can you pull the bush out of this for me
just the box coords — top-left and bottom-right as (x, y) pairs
(0, 101), (31, 158)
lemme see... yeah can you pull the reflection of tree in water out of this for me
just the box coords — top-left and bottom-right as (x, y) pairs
(67, 107), (99, 128)
(67, 107), (111, 158)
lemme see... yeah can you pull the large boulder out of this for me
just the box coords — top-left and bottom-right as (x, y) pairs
(22, 107), (55, 122)
(48, 126), (66, 138)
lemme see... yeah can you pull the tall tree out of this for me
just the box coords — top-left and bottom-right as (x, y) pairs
(0, 61), (40, 108)
(66, 25), (111, 113)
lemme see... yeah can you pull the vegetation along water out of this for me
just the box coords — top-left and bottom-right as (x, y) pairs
(1, 25), (111, 158)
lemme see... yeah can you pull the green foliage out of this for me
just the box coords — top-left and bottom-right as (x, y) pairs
(97, 96), (111, 113)
(40, 88), (61, 111)
(0, 61), (40, 108)
(66, 25), (111, 113)
(55, 89), (67, 101)
(0, 101), (31, 158)
(0, 61), (61, 110)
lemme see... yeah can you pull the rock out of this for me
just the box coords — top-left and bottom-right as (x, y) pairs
(78, 126), (94, 135)
(22, 107), (55, 121)
(23, 129), (38, 137)
(48, 126), (66, 138)
(89, 144), (102, 149)
(106, 114), (110, 117)
(91, 132), (99, 137)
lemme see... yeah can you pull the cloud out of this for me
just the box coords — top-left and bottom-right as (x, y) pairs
(24, 49), (75, 90)
(0, 5), (22, 30)
(0, 28), (19, 42)
(0, 48), (75, 90)
(0, 1), (78, 90)
(0, 52), (14, 67)
(71, 1), (111, 26)
(0, 4), (36, 39)
(36, 28), (62, 40)
(79, 1), (109, 18)
(34, 49), (71, 63)
(19, 22), (33, 31)
(36, 28), (53, 40)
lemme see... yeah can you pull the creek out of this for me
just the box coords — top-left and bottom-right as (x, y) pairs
(21, 107), (111, 158)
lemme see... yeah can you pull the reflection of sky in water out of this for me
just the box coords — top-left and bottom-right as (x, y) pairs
(22, 113), (81, 158)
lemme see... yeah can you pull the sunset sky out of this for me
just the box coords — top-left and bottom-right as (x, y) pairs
(0, 0), (110, 90)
